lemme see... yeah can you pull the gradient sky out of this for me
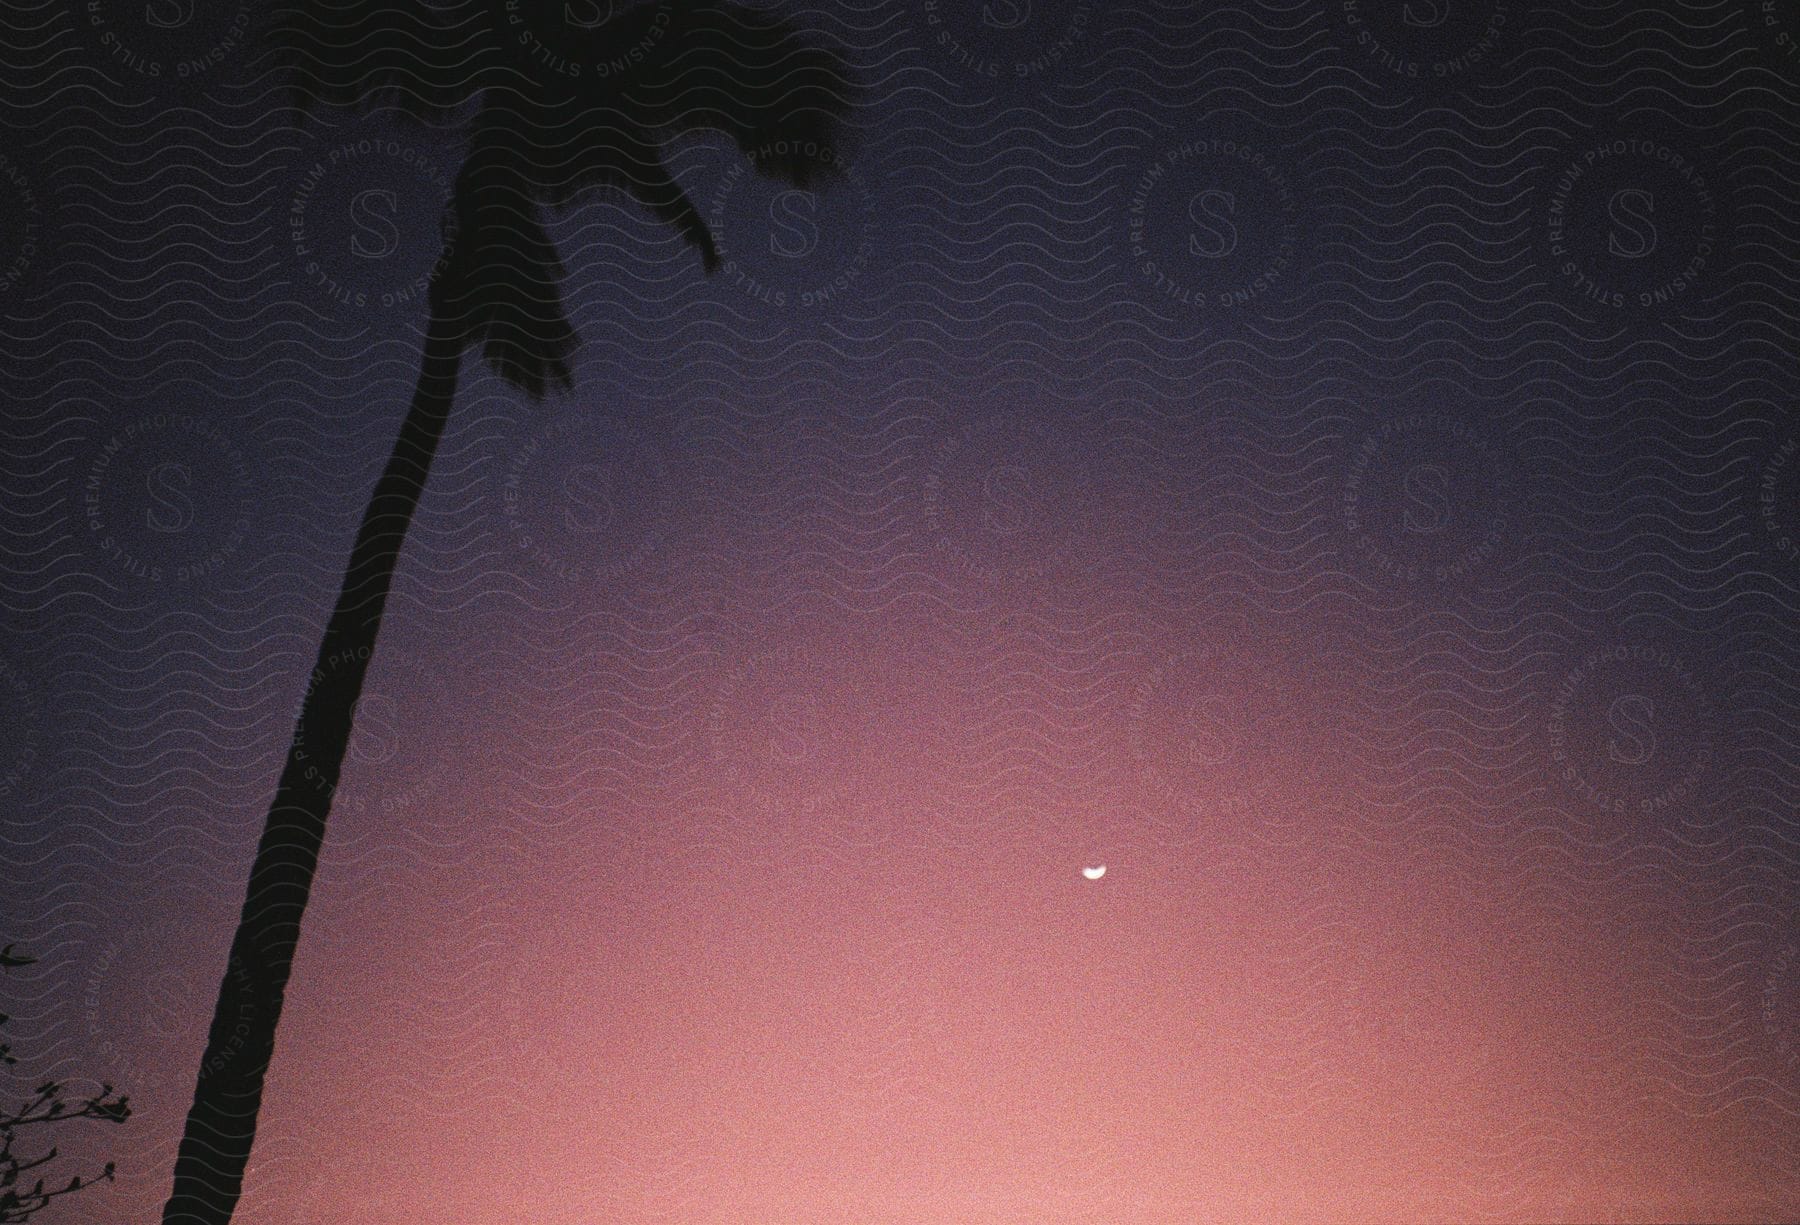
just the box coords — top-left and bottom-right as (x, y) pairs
(1, 2), (1798, 1222)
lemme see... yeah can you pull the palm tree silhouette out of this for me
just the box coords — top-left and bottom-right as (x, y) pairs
(162, 5), (854, 1222)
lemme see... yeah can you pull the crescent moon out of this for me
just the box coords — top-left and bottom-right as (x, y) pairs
(1082, 865), (1106, 880)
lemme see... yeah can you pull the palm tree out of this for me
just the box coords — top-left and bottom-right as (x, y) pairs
(162, 5), (854, 1222)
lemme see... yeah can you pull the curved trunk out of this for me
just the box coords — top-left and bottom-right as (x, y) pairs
(161, 308), (462, 1225)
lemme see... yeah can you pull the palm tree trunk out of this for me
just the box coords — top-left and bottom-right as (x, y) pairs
(161, 306), (463, 1225)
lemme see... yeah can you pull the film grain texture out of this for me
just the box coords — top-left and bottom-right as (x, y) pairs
(1, 1), (1797, 1221)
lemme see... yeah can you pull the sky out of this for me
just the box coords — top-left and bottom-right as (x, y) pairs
(1, 1), (1798, 1222)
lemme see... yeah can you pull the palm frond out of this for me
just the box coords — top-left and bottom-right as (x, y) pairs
(436, 135), (579, 399)
(527, 0), (857, 270)
(618, 0), (858, 187)
(265, 0), (489, 123)
(267, 0), (859, 391)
